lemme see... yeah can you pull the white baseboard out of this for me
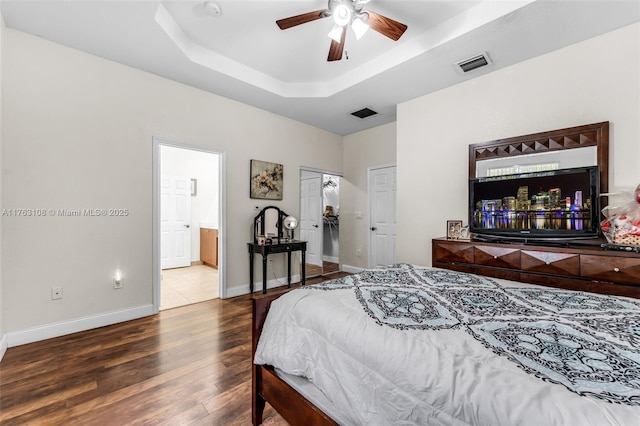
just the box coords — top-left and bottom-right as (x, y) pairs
(224, 274), (301, 299)
(341, 264), (365, 274)
(0, 333), (8, 362)
(6, 304), (154, 348)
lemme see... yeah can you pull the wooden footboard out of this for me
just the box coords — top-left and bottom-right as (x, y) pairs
(252, 291), (338, 426)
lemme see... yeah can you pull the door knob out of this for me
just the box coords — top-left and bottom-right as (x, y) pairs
(313, 224), (319, 228)
(184, 224), (191, 228)
(371, 227), (377, 231)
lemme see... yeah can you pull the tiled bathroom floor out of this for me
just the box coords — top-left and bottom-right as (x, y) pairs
(160, 264), (219, 310)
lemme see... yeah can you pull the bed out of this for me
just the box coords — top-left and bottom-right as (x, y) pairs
(252, 264), (640, 425)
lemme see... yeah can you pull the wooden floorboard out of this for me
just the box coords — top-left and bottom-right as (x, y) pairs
(0, 274), (349, 425)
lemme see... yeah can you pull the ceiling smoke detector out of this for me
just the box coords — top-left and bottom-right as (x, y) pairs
(456, 53), (492, 73)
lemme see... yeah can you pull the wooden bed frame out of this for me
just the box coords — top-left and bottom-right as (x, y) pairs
(252, 290), (338, 426)
(250, 121), (635, 425)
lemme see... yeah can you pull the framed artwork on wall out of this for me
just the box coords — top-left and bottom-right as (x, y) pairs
(250, 159), (284, 200)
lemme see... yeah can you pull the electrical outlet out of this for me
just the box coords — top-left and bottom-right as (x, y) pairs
(356, 249), (362, 257)
(51, 286), (63, 300)
(113, 277), (123, 289)
(268, 258), (274, 265)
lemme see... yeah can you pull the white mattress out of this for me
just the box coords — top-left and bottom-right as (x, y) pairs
(254, 266), (640, 426)
(274, 368), (351, 426)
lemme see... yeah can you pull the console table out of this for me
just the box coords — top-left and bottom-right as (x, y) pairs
(432, 238), (640, 299)
(248, 241), (307, 294)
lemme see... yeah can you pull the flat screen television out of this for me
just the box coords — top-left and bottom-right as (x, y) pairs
(469, 166), (600, 241)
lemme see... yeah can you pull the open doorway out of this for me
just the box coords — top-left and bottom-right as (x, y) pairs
(153, 141), (224, 311)
(322, 174), (340, 274)
(300, 169), (342, 278)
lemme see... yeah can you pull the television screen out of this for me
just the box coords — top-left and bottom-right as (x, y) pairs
(469, 166), (599, 239)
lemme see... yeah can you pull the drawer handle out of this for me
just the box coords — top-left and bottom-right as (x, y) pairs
(493, 256), (497, 259)
(545, 261), (550, 265)
(613, 267), (620, 273)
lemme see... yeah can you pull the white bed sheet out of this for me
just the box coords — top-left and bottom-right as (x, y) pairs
(275, 368), (351, 426)
(254, 270), (640, 426)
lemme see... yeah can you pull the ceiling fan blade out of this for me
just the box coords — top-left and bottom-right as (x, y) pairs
(366, 10), (407, 41)
(327, 26), (347, 61)
(276, 9), (329, 30)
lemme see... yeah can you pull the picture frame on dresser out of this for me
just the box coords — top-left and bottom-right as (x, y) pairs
(446, 220), (463, 239)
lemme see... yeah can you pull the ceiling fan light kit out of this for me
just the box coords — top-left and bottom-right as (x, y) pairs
(328, 24), (344, 43)
(351, 16), (370, 40)
(333, 4), (352, 26)
(276, 0), (407, 62)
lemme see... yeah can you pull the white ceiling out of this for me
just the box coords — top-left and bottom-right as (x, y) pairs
(1, 0), (639, 135)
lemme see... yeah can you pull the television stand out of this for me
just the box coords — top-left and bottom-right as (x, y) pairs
(432, 237), (640, 299)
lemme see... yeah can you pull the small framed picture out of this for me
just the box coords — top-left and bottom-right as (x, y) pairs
(460, 225), (470, 240)
(446, 220), (463, 239)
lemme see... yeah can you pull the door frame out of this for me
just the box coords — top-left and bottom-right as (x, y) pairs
(367, 163), (396, 268)
(152, 138), (227, 313)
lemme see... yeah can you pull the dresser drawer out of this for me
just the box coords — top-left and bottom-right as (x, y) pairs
(433, 241), (474, 264)
(521, 250), (580, 277)
(474, 245), (520, 269)
(580, 255), (640, 285)
(269, 244), (293, 253)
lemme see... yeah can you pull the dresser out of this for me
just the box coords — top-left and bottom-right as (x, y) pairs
(432, 238), (640, 298)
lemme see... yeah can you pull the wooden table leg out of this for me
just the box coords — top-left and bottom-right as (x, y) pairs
(287, 251), (292, 288)
(301, 249), (306, 286)
(249, 249), (254, 293)
(262, 254), (268, 294)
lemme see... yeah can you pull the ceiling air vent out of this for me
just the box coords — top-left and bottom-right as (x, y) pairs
(351, 107), (378, 119)
(456, 53), (491, 73)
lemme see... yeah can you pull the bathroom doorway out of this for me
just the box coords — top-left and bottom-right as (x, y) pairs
(153, 140), (225, 312)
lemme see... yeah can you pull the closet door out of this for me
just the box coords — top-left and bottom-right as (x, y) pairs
(369, 166), (397, 268)
(300, 173), (323, 276)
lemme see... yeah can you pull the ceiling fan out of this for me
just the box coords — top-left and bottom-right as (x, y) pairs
(276, 0), (408, 62)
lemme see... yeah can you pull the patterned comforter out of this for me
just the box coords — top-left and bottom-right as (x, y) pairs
(254, 265), (640, 425)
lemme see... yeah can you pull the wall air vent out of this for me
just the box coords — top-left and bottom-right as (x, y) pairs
(456, 53), (492, 73)
(351, 107), (378, 119)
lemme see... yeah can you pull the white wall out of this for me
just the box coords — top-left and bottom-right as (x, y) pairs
(341, 122), (397, 270)
(397, 22), (640, 266)
(160, 145), (219, 262)
(0, 10), (6, 359)
(2, 29), (342, 344)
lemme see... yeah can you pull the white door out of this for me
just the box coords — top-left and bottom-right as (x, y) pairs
(369, 166), (397, 268)
(300, 174), (323, 268)
(161, 175), (191, 269)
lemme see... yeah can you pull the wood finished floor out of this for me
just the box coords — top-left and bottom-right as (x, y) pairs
(0, 274), (349, 425)
(304, 261), (339, 278)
